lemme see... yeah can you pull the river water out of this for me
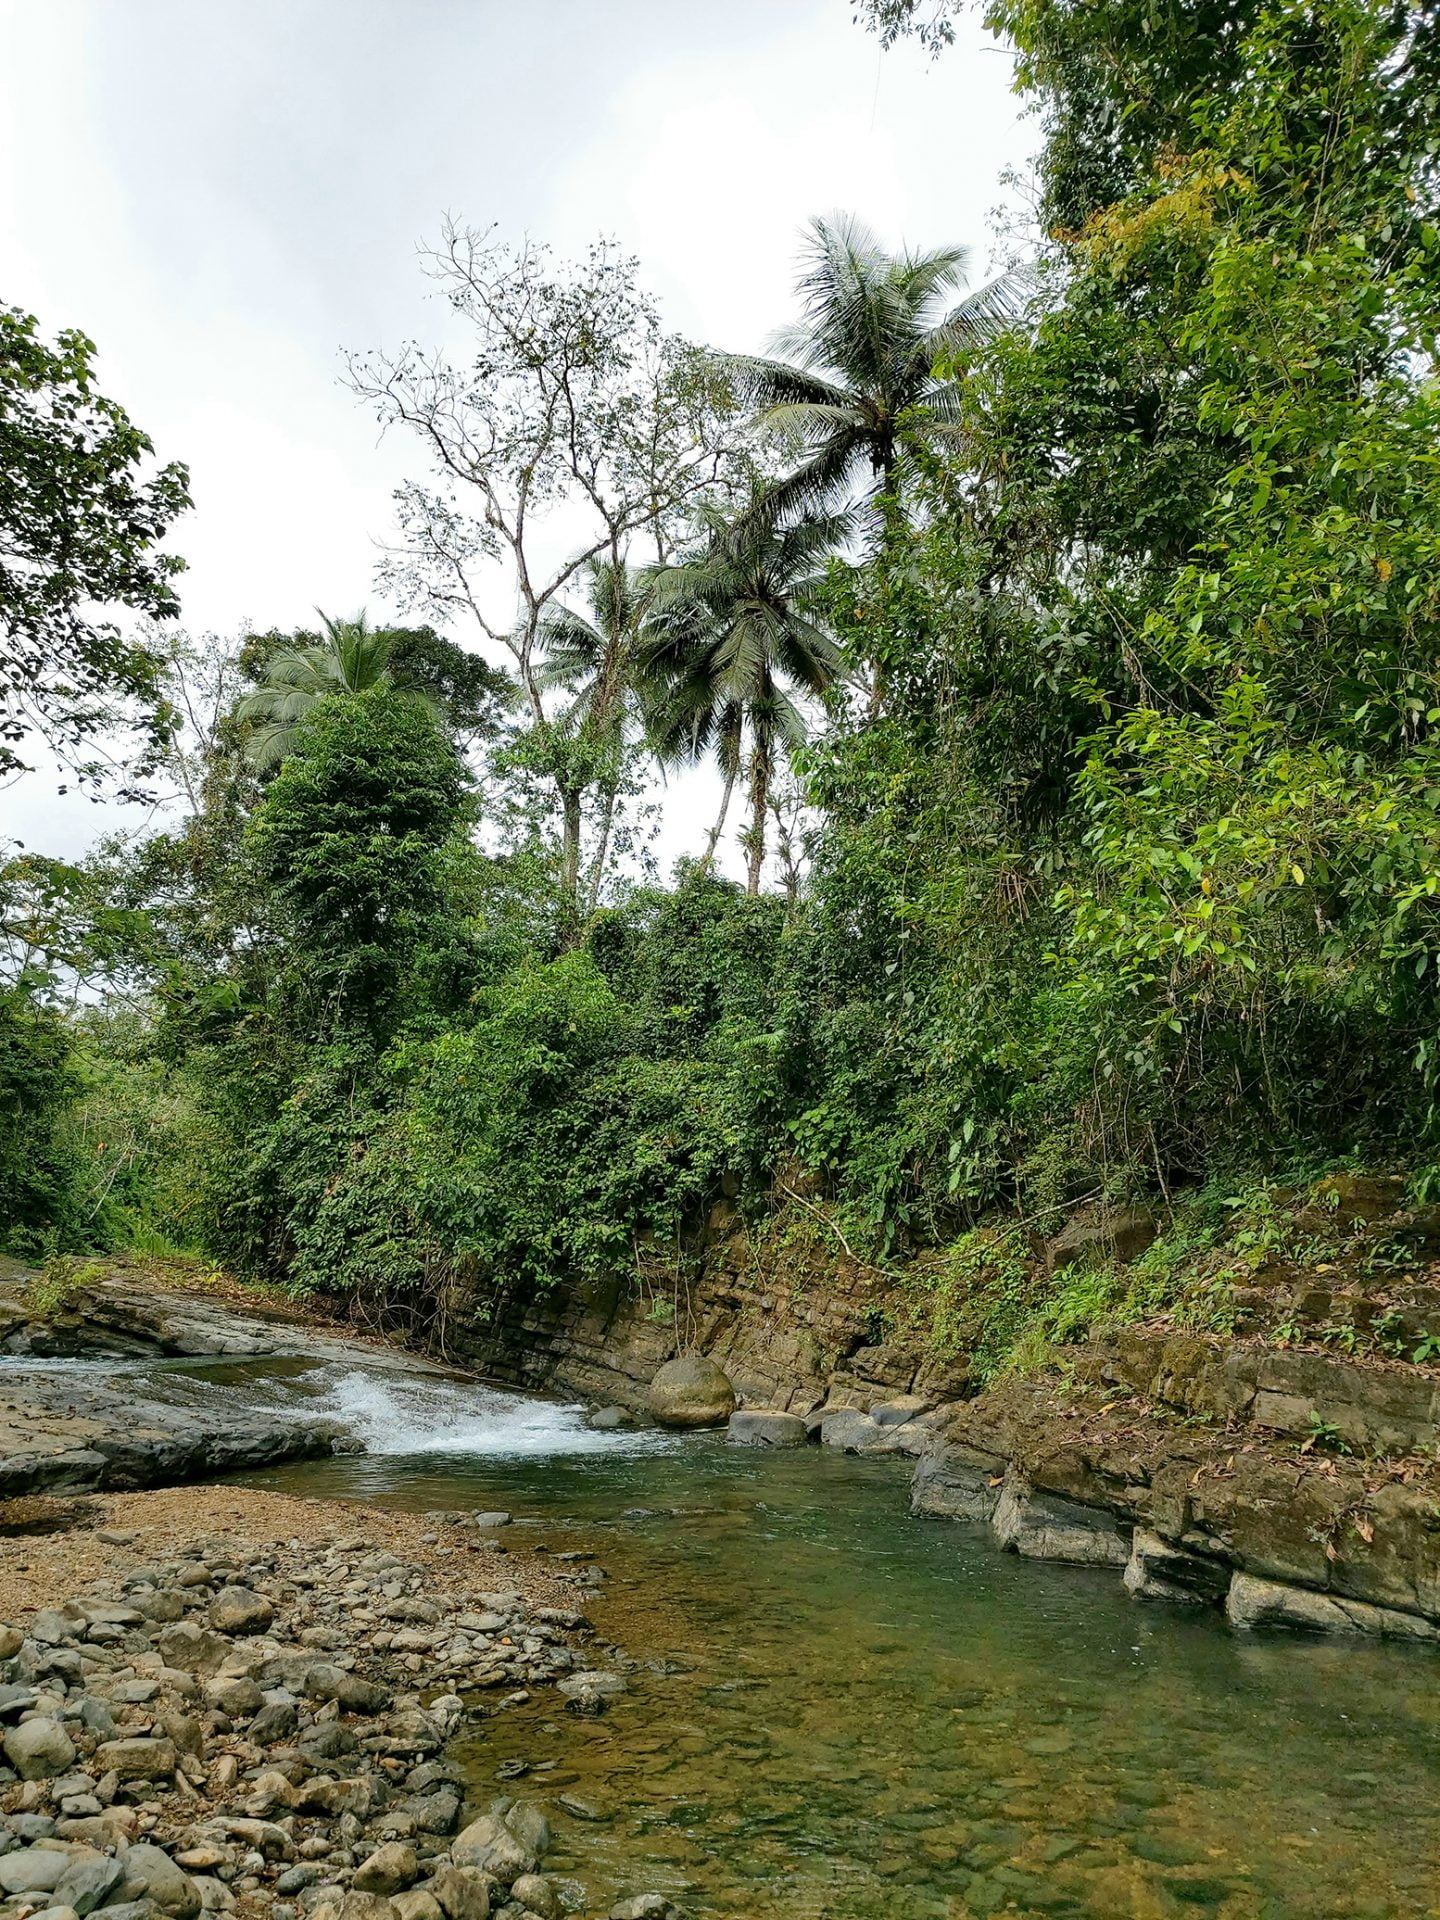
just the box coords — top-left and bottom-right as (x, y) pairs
(65, 1359), (1440, 1917)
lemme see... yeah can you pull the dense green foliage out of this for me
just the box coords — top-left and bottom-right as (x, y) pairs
(7, 0), (1440, 1367)
(0, 304), (190, 783)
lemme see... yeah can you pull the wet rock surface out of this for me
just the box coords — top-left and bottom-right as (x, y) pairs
(910, 1372), (1440, 1637)
(723, 1411), (807, 1449)
(0, 1268), (461, 1501)
(0, 1266), (445, 1373)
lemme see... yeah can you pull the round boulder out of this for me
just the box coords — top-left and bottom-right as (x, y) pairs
(3, 1717), (76, 1780)
(352, 1844), (418, 1897)
(116, 1843), (201, 1919)
(208, 1586), (275, 1635)
(648, 1352), (735, 1430)
(818, 1408), (883, 1452)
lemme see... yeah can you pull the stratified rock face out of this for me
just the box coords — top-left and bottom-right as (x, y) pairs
(648, 1353), (736, 1429)
(1124, 1529), (1231, 1605)
(1045, 1205), (1158, 1276)
(991, 1475), (1132, 1568)
(909, 1372), (1440, 1636)
(727, 1409), (809, 1448)
(910, 1441), (1006, 1525)
(1225, 1572), (1439, 1640)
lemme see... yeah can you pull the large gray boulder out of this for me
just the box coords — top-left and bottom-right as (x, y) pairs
(53, 1852), (127, 1916)
(727, 1410), (808, 1448)
(0, 1848), (71, 1896)
(818, 1409), (883, 1452)
(425, 1865), (493, 1920)
(648, 1353), (735, 1430)
(870, 1394), (934, 1427)
(117, 1844), (201, 1919)
(450, 1811), (536, 1884)
(2, 1716), (76, 1779)
(155, 1622), (229, 1676)
(208, 1586), (274, 1634)
(353, 1845), (419, 1896)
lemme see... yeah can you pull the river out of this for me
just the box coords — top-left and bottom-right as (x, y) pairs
(46, 1356), (1440, 1918)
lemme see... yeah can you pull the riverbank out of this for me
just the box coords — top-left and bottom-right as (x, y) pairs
(0, 1262), (464, 1499)
(468, 1170), (1440, 1643)
(0, 1484), (676, 1920)
(1, 1254), (1438, 1915)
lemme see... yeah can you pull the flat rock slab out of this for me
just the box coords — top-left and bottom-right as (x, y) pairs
(0, 1370), (346, 1499)
(0, 1264), (463, 1498)
(727, 1410), (809, 1448)
(0, 1260), (456, 1371)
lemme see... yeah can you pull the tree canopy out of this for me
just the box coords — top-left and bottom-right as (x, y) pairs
(0, 304), (190, 784)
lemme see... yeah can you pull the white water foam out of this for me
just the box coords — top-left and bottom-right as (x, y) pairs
(0, 1349), (675, 1460)
(311, 1367), (675, 1460)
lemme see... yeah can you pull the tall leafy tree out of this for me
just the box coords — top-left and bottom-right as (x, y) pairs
(348, 221), (740, 909)
(643, 503), (846, 893)
(0, 304), (190, 785)
(234, 611), (512, 770)
(723, 214), (1018, 524)
(247, 683), (471, 1033)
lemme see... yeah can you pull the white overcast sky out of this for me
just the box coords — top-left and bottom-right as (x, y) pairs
(1, 0), (1029, 879)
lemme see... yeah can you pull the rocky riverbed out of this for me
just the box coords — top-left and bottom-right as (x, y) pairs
(0, 1488), (678, 1920)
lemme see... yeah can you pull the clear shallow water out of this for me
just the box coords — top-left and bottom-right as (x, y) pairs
(193, 1363), (1440, 1920)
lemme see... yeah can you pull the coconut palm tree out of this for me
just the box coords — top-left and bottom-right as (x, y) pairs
(234, 610), (395, 771)
(724, 213), (1020, 524)
(538, 558), (648, 733)
(537, 556), (651, 906)
(641, 502), (847, 894)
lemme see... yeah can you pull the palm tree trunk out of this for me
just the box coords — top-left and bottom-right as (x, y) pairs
(869, 479), (905, 717)
(744, 741), (771, 896)
(698, 763), (738, 878)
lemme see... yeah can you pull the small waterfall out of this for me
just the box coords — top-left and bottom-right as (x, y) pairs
(0, 1348), (674, 1461)
(311, 1367), (673, 1459)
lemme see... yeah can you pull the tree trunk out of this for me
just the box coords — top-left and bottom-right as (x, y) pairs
(868, 473), (905, 717)
(698, 763), (738, 878)
(586, 783), (619, 913)
(561, 785), (583, 903)
(744, 741), (771, 896)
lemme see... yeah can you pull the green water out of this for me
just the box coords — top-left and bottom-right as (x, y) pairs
(251, 1431), (1440, 1920)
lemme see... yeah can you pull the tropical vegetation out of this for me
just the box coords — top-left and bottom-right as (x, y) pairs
(4, 0), (1439, 1375)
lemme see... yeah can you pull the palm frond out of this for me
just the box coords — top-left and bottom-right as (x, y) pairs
(925, 268), (1030, 356)
(718, 351), (853, 414)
